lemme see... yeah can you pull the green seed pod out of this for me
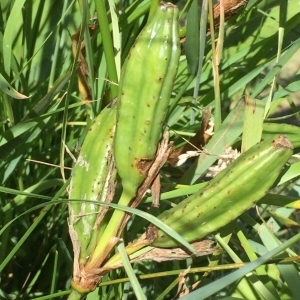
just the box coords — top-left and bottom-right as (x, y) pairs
(68, 101), (117, 264)
(114, 1), (180, 201)
(150, 135), (293, 248)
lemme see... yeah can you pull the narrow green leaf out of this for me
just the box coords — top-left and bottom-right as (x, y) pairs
(252, 36), (300, 98)
(180, 232), (300, 300)
(259, 194), (300, 209)
(277, 161), (300, 186)
(0, 73), (28, 99)
(268, 211), (300, 228)
(117, 240), (147, 300)
(241, 97), (265, 152)
(2, 0), (27, 74)
(95, 0), (119, 99)
(185, 0), (199, 75)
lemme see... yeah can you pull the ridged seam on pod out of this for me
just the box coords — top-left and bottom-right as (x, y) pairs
(149, 135), (293, 248)
(114, 1), (180, 200)
(68, 101), (117, 264)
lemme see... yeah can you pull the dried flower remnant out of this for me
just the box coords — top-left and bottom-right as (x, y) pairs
(207, 146), (240, 177)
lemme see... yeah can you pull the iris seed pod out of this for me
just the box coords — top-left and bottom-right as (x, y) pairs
(114, 1), (180, 201)
(150, 135), (293, 248)
(68, 102), (117, 264)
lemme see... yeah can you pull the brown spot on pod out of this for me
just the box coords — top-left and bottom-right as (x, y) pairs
(137, 157), (152, 175)
(146, 225), (158, 242)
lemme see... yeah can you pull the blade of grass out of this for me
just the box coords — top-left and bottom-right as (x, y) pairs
(264, 0), (288, 118)
(241, 97), (265, 152)
(260, 193), (300, 209)
(117, 240), (146, 300)
(252, 36), (300, 99)
(180, 232), (300, 300)
(277, 161), (300, 186)
(108, 0), (121, 80)
(257, 224), (300, 300)
(50, 250), (59, 295)
(185, 0), (199, 76)
(0, 73), (28, 99)
(190, 0), (208, 125)
(1, 179), (64, 213)
(95, 0), (118, 99)
(2, 0), (26, 74)
(236, 224), (280, 299)
(48, 0), (70, 90)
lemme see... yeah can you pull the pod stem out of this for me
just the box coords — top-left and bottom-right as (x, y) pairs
(86, 190), (134, 268)
(68, 287), (87, 300)
(103, 233), (152, 269)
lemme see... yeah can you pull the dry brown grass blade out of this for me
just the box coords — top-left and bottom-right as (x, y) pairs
(213, 0), (248, 26)
(71, 24), (98, 102)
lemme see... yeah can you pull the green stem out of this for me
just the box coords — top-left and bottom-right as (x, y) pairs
(87, 190), (132, 267)
(104, 243), (153, 269)
(68, 288), (87, 300)
(95, 0), (119, 99)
